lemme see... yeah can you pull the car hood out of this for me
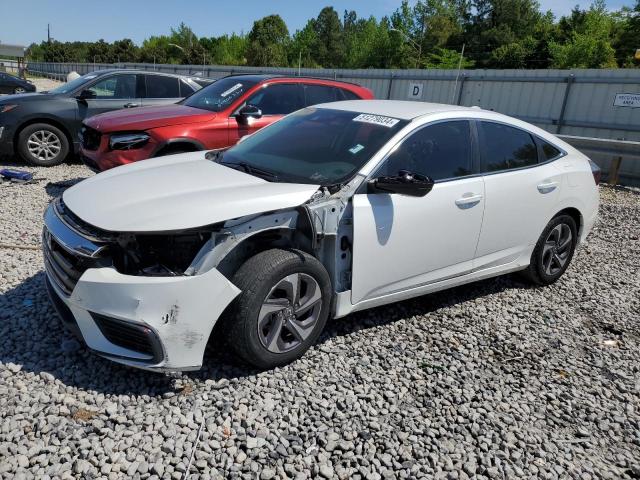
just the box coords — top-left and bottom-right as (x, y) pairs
(84, 104), (216, 132)
(0, 92), (50, 103)
(62, 151), (319, 232)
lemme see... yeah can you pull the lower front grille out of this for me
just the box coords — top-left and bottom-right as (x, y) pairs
(91, 313), (163, 362)
(80, 125), (102, 151)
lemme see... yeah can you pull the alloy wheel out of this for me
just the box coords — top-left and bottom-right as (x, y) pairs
(258, 273), (323, 354)
(14, 87), (26, 94)
(542, 223), (573, 276)
(27, 130), (61, 162)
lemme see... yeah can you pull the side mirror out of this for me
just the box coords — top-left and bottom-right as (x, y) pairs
(236, 104), (262, 124)
(76, 89), (96, 100)
(368, 170), (434, 197)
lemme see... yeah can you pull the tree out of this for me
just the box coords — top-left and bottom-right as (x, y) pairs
(111, 39), (138, 63)
(550, 0), (618, 68)
(613, 0), (640, 66)
(314, 7), (345, 67)
(87, 39), (113, 63)
(246, 15), (289, 66)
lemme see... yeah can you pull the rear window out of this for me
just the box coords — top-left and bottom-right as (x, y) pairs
(539, 139), (563, 162)
(479, 121), (538, 172)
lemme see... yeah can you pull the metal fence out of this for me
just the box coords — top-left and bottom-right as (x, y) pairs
(22, 61), (640, 186)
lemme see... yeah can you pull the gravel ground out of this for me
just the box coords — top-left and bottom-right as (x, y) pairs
(0, 161), (639, 479)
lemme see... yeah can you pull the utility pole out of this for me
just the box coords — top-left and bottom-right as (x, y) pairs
(47, 24), (51, 43)
(417, 14), (426, 69)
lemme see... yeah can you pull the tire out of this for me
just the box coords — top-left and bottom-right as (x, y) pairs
(224, 248), (332, 369)
(17, 123), (69, 166)
(522, 214), (577, 285)
(14, 87), (26, 94)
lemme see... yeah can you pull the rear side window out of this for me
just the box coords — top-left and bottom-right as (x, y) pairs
(179, 79), (196, 97)
(377, 121), (473, 181)
(304, 84), (337, 106)
(479, 121), (538, 172)
(145, 75), (180, 98)
(338, 89), (360, 101)
(539, 139), (563, 162)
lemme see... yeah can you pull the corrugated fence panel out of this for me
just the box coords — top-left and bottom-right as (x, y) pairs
(21, 62), (640, 185)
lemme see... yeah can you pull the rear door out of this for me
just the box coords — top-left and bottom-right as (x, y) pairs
(228, 83), (304, 145)
(351, 120), (485, 304)
(141, 74), (183, 107)
(77, 73), (142, 120)
(473, 120), (563, 270)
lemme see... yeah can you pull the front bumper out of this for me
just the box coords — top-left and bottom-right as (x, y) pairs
(80, 136), (158, 172)
(0, 125), (15, 157)
(43, 203), (241, 371)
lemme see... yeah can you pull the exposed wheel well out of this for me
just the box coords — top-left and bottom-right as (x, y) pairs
(154, 142), (201, 157)
(216, 228), (315, 280)
(555, 207), (583, 237)
(15, 119), (74, 153)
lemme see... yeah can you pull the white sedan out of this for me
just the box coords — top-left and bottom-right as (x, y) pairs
(42, 100), (600, 371)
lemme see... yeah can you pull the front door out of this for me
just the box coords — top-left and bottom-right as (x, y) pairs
(351, 120), (485, 304)
(77, 73), (142, 121)
(228, 83), (304, 145)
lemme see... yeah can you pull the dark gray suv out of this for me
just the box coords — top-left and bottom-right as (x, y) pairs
(0, 69), (205, 166)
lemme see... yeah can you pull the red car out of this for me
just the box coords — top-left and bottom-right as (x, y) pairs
(80, 74), (374, 172)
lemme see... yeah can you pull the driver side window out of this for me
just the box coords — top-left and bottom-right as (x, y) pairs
(88, 74), (137, 99)
(245, 83), (304, 115)
(377, 121), (473, 181)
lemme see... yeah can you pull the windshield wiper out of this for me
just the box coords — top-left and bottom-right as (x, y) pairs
(221, 161), (279, 181)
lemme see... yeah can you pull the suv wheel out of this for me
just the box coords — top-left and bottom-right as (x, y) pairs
(14, 87), (26, 94)
(18, 123), (69, 166)
(523, 214), (577, 285)
(224, 249), (332, 369)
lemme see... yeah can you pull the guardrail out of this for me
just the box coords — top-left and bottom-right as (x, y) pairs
(559, 135), (640, 186)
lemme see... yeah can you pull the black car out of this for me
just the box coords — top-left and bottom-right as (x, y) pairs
(0, 71), (36, 95)
(0, 69), (204, 166)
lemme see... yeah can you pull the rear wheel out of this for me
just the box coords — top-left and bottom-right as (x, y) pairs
(17, 123), (69, 166)
(14, 87), (26, 94)
(523, 214), (577, 285)
(224, 249), (332, 369)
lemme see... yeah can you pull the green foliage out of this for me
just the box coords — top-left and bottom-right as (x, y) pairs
(246, 15), (289, 67)
(550, 0), (618, 68)
(23, 1), (637, 70)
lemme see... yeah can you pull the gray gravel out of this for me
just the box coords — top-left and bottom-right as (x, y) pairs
(1, 161), (639, 479)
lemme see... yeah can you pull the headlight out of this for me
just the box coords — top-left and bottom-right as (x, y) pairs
(109, 133), (150, 150)
(0, 105), (18, 114)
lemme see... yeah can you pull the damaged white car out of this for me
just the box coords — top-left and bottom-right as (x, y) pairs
(43, 100), (600, 371)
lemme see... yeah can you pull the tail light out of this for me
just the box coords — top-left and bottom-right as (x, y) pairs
(589, 159), (601, 185)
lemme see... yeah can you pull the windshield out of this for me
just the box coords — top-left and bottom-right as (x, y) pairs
(48, 72), (101, 94)
(182, 77), (258, 112)
(221, 108), (409, 186)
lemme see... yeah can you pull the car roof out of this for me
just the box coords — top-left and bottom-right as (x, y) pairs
(315, 99), (480, 120)
(87, 69), (197, 79)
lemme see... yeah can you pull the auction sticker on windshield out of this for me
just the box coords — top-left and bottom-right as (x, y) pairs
(353, 114), (400, 128)
(221, 83), (244, 97)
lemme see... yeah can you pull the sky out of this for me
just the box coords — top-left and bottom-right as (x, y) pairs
(0, 0), (635, 46)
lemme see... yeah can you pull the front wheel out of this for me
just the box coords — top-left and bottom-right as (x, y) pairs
(17, 123), (69, 166)
(224, 249), (332, 369)
(14, 87), (26, 94)
(523, 214), (577, 285)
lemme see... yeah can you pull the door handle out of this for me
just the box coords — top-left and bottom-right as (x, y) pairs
(455, 193), (483, 209)
(537, 181), (559, 193)
(123, 102), (139, 108)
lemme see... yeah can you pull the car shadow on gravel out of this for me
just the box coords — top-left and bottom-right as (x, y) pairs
(2, 268), (530, 396)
